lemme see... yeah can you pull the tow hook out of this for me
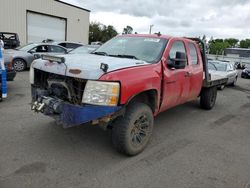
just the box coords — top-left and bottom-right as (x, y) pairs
(31, 97), (63, 114)
(32, 101), (45, 112)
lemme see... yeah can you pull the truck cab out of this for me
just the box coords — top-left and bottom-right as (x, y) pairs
(30, 34), (227, 156)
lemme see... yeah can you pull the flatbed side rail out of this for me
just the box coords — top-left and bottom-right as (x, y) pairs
(203, 77), (228, 88)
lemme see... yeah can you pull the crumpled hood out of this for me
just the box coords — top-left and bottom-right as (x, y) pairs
(32, 54), (150, 80)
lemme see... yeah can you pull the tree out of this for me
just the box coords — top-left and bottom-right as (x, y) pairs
(89, 22), (102, 43)
(239, 39), (250, 48)
(224, 38), (239, 48)
(89, 22), (118, 44)
(208, 39), (230, 55)
(122, 26), (133, 34)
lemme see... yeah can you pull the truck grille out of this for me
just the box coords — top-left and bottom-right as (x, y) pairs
(34, 69), (87, 104)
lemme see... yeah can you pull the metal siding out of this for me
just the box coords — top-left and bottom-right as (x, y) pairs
(0, 0), (89, 45)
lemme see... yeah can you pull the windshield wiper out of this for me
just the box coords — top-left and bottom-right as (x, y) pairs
(92, 51), (108, 56)
(110, 54), (139, 60)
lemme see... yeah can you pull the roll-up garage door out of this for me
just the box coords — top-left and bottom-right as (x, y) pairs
(27, 12), (66, 43)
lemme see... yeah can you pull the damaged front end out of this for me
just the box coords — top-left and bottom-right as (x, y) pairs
(31, 68), (122, 128)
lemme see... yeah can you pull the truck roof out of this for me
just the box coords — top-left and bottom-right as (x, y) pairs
(117, 34), (195, 43)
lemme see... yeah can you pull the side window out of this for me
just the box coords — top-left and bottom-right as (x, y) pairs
(36, 45), (49, 53)
(50, 45), (66, 53)
(189, 43), (198, 65)
(169, 41), (186, 59)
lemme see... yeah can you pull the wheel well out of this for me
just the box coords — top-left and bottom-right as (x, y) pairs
(127, 90), (158, 113)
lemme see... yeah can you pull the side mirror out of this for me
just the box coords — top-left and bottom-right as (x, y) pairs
(167, 51), (187, 69)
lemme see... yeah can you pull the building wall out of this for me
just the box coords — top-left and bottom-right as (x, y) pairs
(0, 0), (90, 45)
(225, 48), (250, 58)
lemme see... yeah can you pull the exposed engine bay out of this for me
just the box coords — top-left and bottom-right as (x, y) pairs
(32, 69), (87, 105)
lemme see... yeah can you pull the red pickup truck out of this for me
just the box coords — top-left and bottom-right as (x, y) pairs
(30, 34), (227, 155)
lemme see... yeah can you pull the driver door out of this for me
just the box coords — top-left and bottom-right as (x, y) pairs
(160, 40), (191, 112)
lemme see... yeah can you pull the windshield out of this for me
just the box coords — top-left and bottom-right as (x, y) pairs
(208, 61), (227, 71)
(70, 46), (97, 54)
(93, 36), (167, 63)
(16, 43), (37, 51)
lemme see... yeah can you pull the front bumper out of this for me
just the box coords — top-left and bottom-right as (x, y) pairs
(60, 103), (122, 128)
(31, 95), (122, 128)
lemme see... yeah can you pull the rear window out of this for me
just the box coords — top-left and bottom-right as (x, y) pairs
(58, 43), (82, 49)
(189, 43), (198, 65)
(66, 43), (82, 49)
(209, 61), (227, 71)
(0, 33), (17, 40)
(50, 45), (66, 53)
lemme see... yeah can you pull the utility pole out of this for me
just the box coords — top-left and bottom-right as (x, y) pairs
(149, 25), (154, 34)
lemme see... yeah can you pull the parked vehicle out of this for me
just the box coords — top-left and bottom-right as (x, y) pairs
(91, 41), (103, 45)
(234, 62), (246, 70)
(208, 60), (238, 90)
(69, 45), (100, 54)
(0, 54), (16, 81)
(0, 32), (20, 49)
(241, 64), (250, 78)
(30, 35), (227, 156)
(52, 41), (83, 51)
(42, 39), (54, 43)
(4, 43), (67, 71)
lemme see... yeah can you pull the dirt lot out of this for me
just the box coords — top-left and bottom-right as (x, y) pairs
(0, 71), (250, 188)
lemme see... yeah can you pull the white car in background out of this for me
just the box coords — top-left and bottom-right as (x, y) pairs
(208, 60), (238, 90)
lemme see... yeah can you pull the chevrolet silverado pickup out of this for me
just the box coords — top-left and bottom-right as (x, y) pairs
(30, 34), (227, 156)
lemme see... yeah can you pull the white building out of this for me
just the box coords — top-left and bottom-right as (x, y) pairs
(0, 0), (90, 45)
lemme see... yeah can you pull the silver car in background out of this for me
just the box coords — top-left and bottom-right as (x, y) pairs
(69, 45), (100, 54)
(4, 43), (67, 71)
(208, 60), (238, 90)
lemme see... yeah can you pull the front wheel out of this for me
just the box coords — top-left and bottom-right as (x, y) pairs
(13, 59), (26, 72)
(200, 87), (217, 110)
(112, 103), (154, 156)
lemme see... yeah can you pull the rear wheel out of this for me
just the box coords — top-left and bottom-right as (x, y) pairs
(13, 59), (26, 72)
(200, 87), (217, 110)
(112, 103), (154, 156)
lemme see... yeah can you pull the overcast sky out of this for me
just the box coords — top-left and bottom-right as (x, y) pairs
(63, 0), (250, 39)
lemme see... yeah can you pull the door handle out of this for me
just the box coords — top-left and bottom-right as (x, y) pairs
(185, 72), (192, 77)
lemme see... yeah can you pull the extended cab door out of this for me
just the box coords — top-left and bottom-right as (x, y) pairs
(160, 39), (191, 112)
(186, 42), (203, 100)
